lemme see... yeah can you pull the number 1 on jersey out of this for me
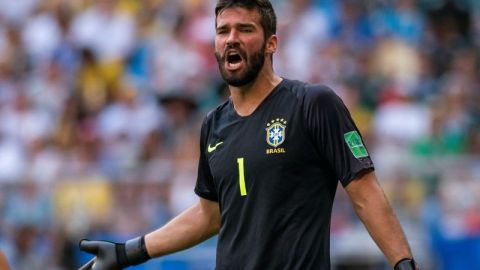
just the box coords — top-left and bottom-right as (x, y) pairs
(237, 158), (247, 196)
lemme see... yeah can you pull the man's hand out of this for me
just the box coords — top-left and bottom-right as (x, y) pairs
(78, 237), (150, 270)
(78, 239), (128, 270)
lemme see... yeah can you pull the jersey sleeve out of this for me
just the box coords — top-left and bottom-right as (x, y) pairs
(194, 115), (219, 201)
(302, 85), (374, 187)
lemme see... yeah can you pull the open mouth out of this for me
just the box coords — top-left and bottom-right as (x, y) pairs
(225, 51), (244, 70)
(227, 53), (242, 64)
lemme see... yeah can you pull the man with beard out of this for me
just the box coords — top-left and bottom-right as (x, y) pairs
(79, 1), (419, 269)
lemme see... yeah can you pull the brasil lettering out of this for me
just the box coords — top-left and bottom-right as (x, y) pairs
(266, 148), (286, 154)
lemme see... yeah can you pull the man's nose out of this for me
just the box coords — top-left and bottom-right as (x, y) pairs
(226, 29), (240, 46)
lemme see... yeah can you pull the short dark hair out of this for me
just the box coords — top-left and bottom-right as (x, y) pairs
(215, 0), (277, 39)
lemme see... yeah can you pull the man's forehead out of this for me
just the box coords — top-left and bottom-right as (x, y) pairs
(216, 7), (261, 27)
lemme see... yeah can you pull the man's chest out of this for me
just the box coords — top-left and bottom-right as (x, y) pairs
(205, 108), (321, 199)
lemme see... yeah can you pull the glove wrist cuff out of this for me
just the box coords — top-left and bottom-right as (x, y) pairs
(394, 258), (417, 270)
(125, 235), (151, 265)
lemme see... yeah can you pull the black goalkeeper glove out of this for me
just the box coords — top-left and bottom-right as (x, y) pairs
(394, 258), (418, 270)
(78, 236), (151, 270)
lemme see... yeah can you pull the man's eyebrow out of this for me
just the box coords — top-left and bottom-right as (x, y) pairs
(216, 24), (228, 30)
(216, 22), (257, 30)
(237, 23), (256, 29)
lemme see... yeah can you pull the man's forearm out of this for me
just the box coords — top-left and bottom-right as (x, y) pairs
(346, 172), (414, 267)
(355, 192), (412, 266)
(0, 251), (10, 270)
(145, 199), (220, 257)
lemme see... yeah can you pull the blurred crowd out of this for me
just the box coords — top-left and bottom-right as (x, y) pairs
(0, 0), (479, 269)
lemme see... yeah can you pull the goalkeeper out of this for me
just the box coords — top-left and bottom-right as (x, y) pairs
(79, 0), (419, 269)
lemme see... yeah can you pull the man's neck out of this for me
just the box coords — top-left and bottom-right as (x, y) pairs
(229, 71), (283, 117)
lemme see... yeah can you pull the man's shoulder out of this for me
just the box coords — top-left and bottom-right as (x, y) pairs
(203, 98), (231, 124)
(282, 79), (338, 104)
(304, 82), (337, 101)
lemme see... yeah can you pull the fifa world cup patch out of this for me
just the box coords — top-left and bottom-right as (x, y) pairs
(344, 131), (368, 158)
(266, 118), (287, 148)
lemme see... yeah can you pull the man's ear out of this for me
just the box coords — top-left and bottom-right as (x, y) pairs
(265, 35), (278, 54)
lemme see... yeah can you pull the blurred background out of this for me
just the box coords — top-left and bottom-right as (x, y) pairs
(0, 0), (479, 269)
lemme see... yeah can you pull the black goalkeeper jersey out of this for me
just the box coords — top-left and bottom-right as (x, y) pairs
(195, 78), (374, 270)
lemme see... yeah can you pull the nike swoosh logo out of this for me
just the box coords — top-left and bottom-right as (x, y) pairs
(207, 142), (223, 153)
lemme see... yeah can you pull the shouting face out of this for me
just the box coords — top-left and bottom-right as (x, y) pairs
(215, 7), (268, 87)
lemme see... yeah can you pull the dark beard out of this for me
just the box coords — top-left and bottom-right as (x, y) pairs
(215, 43), (266, 87)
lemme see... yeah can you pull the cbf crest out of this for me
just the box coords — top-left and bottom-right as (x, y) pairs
(266, 118), (287, 147)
